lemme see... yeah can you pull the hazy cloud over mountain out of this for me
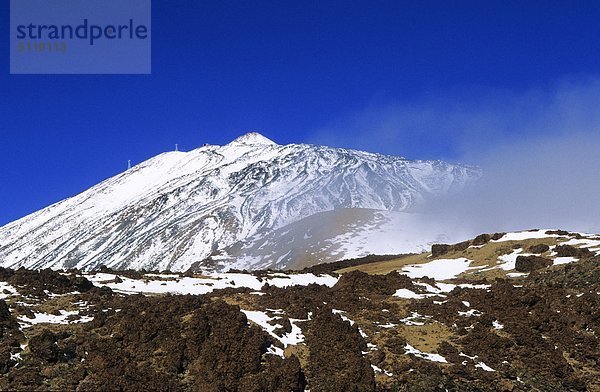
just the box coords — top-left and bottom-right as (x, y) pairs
(311, 78), (600, 233)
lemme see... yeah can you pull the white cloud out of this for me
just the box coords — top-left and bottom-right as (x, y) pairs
(310, 78), (600, 233)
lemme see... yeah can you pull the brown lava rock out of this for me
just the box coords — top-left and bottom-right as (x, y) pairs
(29, 330), (59, 363)
(0, 267), (93, 297)
(0, 300), (25, 375)
(554, 245), (592, 259)
(491, 232), (506, 240)
(515, 255), (552, 272)
(472, 234), (492, 246)
(527, 243), (550, 254)
(332, 270), (415, 297)
(0, 253), (598, 391)
(304, 308), (375, 391)
(432, 240), (473, 257)
(432, 244), (451, 257)
(546, 230), (570, 236)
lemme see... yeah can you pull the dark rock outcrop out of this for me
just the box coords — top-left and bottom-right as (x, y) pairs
(304, 308), (375, 392)
(432, 244), (451, 257)
(554, 245), (592, 259)
(515, 255), (553, 272)
(527, 244), (550, 254)
(472, 234), (491, 246)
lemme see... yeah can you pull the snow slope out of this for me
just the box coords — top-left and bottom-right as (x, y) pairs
(0, 132), (480, 272)
(206, 208), (469, 271)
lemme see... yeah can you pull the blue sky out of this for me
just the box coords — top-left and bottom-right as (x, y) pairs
(2, 1), (600, 226)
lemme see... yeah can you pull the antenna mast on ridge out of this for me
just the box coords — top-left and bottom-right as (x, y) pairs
(175, 143), (179, 152)
(127, 160), (131, 170)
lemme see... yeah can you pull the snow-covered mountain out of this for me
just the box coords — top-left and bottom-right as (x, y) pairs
(0, 132), (480, 272)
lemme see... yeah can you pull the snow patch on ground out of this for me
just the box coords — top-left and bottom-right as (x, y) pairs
(553, 257), (578, 265)
(264, 273), (338, 288)
(86, 272), (338, 295)
(371, 364), (393, 377)
(241, 309), (307, 357)
(0, 282), (19, 299)
(460, 352), (495, 371)
(18, 310), (93, 328)
(404, 344), (447, 363)
(393, 288), (428, 299)
(400, 312), (432, 326)
(507, 272), (529, 277)
(458, 309), (482, 317)
(492, 230), (559, 242)
(560, 238), (600, 249)
(476, 362), (495, 372)
(401, 258), (473, 280)
(496, 248), (533, 271)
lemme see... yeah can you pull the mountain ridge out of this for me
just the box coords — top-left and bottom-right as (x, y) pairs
(0, 132), (480, 272)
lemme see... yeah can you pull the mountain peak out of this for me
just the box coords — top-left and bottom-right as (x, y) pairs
(230, 132), (277, 146)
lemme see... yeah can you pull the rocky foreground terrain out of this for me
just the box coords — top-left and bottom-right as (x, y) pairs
(0, 229), (598, 391)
